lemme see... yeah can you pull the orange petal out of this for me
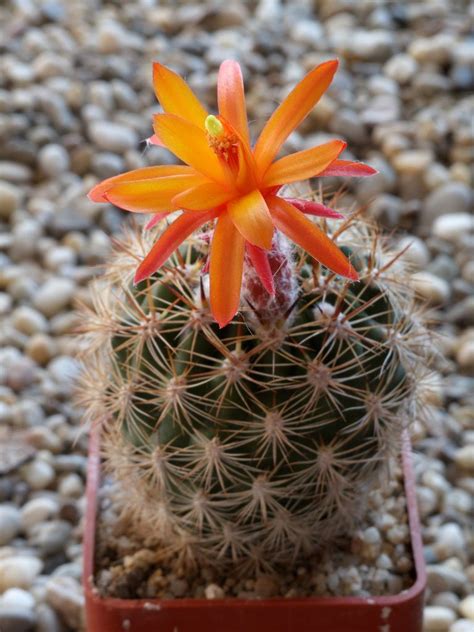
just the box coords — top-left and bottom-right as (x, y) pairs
(153, 62), (208, 128)
(153, 114), (230, 185)
(318, 159), (378, 177)
(104, 174), (208, 213)
(268, 196), (358, 280)
(134, 210), (217, 283)
(254, 60), (339, 173)
(172, 182), (235, 211)
(88, 165), (196, 203)
(217, 60), (250, 145)
(263, 140), (346, 187)
(227, 190), (273, 250)
(246, 243), (274, 294)
(210, 212), (245, 328)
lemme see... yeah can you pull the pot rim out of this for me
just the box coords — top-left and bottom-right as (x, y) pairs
(83, 428), (426, 610)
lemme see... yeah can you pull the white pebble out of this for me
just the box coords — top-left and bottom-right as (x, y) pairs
(460, 596), (474, 621)
(0, 506), (21, 546)
(20, 459), (55, 490)
(0, 588), (35, 610)
(0, 556), (43, 592)
(423, 605), (456, 630)
(411, 272), (450, 304)
(433, 213), (474, 245)
(450, 621), (474, 632)
(21, 497), (60, 531)
(33, 278), (75, 317)
(398, 236), (430, 269)
(88, 121), (138, 153)
(38, 144), (70, 177)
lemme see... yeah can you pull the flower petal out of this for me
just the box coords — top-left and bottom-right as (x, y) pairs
(172, 183), (235, 211)
(254, 60), (339, 173)
(318, 159), (378, 177)
(210, 212), (245, 328)
(153, 62), (208, 128)
(217, 60), (250, 145)
(263, 140), (346, 187)
(134, 210), (217, 283)
(285, 198), (345, 219)
(153, 113), (230, 185)
(88, 165), (196, 203)
(246, 243), (274, 294)
(104, 174), (207, 213)
(268, 196), (358, 280)
(227, 190), (273, 250)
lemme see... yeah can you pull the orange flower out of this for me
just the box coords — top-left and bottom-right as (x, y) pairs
(89, 59), (376, 327)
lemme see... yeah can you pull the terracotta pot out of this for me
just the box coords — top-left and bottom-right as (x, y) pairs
(84, 430), (426, 632)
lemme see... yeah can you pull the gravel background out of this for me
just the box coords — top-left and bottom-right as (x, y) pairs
(0, 0), (473, 630)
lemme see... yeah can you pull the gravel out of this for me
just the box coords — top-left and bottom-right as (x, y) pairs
(0, 0), (472, 629)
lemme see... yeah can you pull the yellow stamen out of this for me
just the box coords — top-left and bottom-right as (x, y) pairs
(205, 115), (224, 138)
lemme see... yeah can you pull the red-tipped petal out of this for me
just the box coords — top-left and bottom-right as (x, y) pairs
(209, 212), (245, 328)
(262, 140), (346, 187)
(146, 133), (165, 147)
(227, 190), (273, 250)
(246, 243), (274, 295)
(217, 60), (250, 146)
(153, 62), (208, 127)
(318, 159), (378, 177)
(268, 196), (358, 281)
(254, 60), (339, 173)
(88, 165), (196, 203)
(145, 213), (169, 230)
(285, 198), (345, 219)
(134, 210), (217, 283)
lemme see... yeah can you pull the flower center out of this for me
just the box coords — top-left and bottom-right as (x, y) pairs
(205, 115), (239, 170)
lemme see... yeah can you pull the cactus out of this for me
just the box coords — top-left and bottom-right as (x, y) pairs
(79, 211), (428, 574)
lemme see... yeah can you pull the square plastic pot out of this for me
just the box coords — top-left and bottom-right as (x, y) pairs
(84, 429), (426, 632)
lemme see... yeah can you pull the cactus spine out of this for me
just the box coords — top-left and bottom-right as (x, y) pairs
(79, 212), (428, 573)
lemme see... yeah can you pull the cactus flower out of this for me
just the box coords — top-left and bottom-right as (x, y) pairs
(89, 59), (376, 327)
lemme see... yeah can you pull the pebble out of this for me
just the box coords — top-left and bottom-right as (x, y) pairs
(0, 181), (21, 218)
(412, 272), (450, 304)
(0, 556), (43, 592)
(398, 236), (430, 269)
(12, 306), (48, 335)
(454, 446), (474, 471)
(205, 583), (225, 599)
(423, 183), (473, 227)
(427, 565), (467, 593)
(88, 121), (138, 153)
(433, 214), (474, 246)
(450, 621), (474, 632)
(384, 53), (418, 84)
(423, 605), (456, 631)
(20, 497), (60, 531)
(0, 506), (21, 546)
(33, 278), (75, 317)
(20, 459), (55, 490)
(45, 576), (85, 630)
(30, 520), (72, 556)
(38, 144), (70, 177)
(0, 607), (36, 632)
(459, 596), (474, 621)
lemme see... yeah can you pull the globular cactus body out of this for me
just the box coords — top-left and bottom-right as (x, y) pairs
(80, 216), (427, 572)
